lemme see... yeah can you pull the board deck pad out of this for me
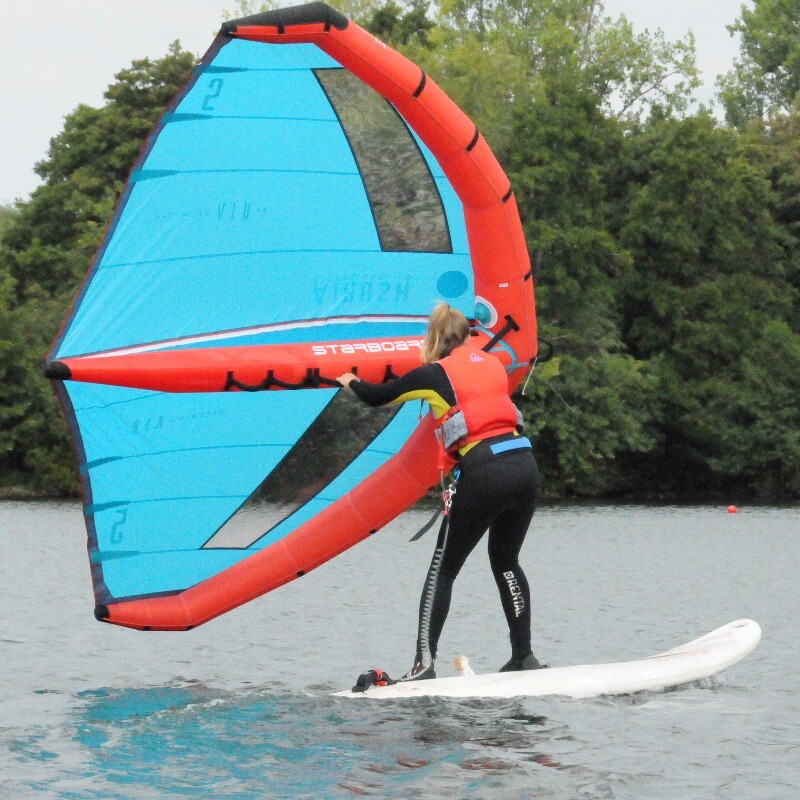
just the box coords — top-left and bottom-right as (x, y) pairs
(335, 620), (761, 700)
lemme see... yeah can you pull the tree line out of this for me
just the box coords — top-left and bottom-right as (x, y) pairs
(1, 0), (798, 501)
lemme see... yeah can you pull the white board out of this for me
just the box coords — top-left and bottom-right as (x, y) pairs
(335, 619), (761, 700)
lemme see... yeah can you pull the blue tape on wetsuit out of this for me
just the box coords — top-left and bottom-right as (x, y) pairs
(490, 437), (532, 455)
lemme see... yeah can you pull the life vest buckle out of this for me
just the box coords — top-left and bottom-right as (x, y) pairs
(441, 407), (468, 451)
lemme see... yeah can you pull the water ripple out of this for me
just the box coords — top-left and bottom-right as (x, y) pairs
(3, 501), (799, 799)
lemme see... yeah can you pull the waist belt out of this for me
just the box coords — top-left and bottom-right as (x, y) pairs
(458, 433), (532, 471)
(489, 437), (532, 456)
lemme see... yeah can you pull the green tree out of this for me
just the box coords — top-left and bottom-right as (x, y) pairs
(521, 353), (659, 496)
(434, 0), (699, 121)
(365, 0), (435, 46)
(0, 205), (16, 239)
(612, 112), (797, 496)
(751, 111), (800, 316)
(708, 321), (800, 497)
(718, 0), (800, 126)
(503, 81), (626, 356)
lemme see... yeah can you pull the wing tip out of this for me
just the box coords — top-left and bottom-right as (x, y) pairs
(222, 2), (349, 36)
(42, 360), (72, 380)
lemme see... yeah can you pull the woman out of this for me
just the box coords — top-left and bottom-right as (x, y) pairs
(337, 303), (543, 681)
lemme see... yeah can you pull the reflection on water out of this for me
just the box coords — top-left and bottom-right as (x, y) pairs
(64, 685), (581, 799)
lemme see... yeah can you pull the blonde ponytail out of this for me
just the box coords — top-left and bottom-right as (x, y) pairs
(422, 303), (470, 364)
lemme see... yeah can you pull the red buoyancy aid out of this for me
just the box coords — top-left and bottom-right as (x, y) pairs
(437, 345), (519, 452)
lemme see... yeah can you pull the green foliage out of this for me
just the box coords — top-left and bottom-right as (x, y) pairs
(0, 205), (16, 239)
(705, 321), (800, 497)
(394, 0), (710, 499)
(718, 0), (800, 126)
(485, 26), (666, 494)
(751, 111), (800, 315)
(0, 288), (78, 493)
(435, 0), (700, 121)
(364, 0), (435, 46)
(610, 112), (798, 496)
(615, 114), (788, 357)
(502, 79), (627, 355)
(520, 354), (659, 496)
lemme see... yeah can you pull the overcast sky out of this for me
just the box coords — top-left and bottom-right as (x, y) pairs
(1, 0), (747, 206)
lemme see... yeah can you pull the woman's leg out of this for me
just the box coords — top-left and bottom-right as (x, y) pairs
(404, 450), (539, 679)
(403, 469), (497, 680)
(487, 452), (539, 667)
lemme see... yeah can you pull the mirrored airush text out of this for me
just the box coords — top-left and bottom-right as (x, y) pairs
(314, 274), (412, 305)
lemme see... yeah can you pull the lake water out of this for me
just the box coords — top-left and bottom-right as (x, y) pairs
(1, 500), (798, 799)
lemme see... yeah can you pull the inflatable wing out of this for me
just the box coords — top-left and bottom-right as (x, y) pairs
(44, 2), (537, 630)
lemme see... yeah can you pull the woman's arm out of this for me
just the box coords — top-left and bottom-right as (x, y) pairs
(337, 364), (455, 413)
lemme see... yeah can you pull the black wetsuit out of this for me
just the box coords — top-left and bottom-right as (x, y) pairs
(350, 363), (539, 669)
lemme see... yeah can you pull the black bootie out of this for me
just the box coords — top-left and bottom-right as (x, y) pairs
(399, 660), (437, 681)
(499, 652), (546, 672)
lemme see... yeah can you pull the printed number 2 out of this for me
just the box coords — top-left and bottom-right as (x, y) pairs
(110, 509), (128, 545)
(202, 78), (223, 111)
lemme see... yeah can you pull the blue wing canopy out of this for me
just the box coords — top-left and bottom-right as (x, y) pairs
(52, 37), (474, 605)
